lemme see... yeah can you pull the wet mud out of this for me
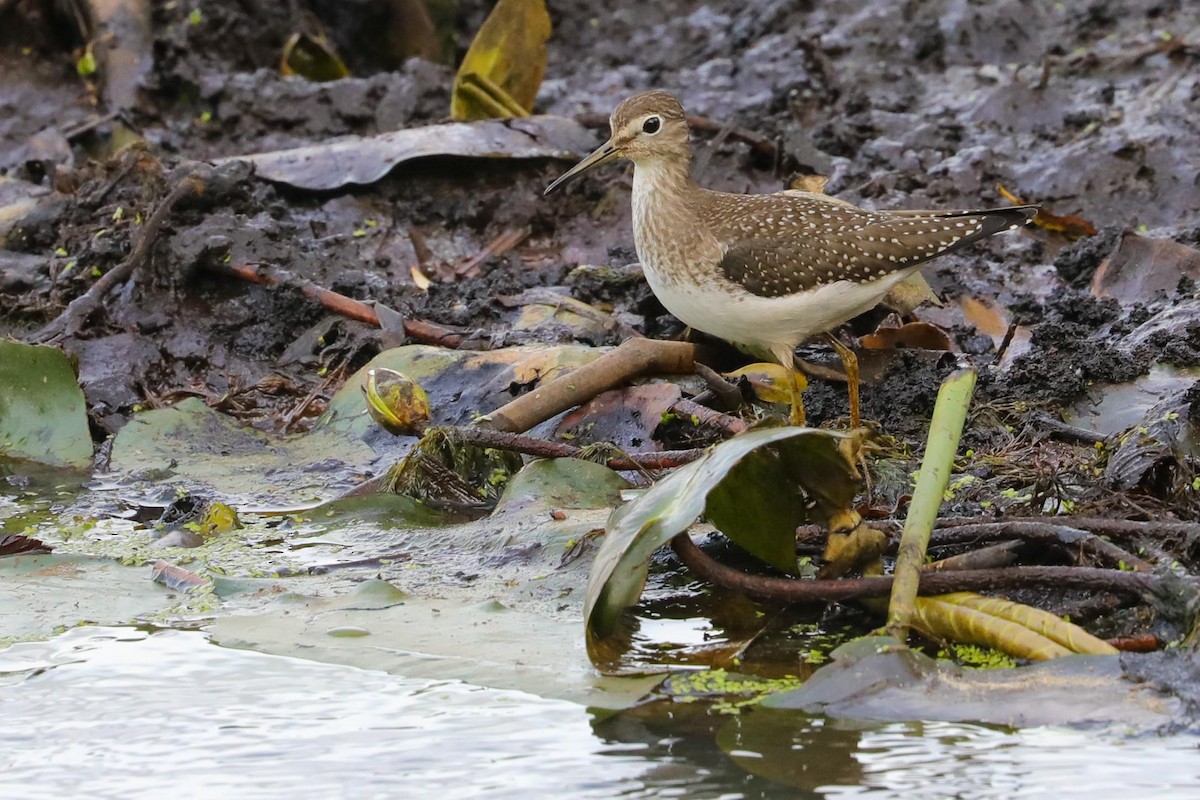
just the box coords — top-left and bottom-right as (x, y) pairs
(2, 2), (1199, 509)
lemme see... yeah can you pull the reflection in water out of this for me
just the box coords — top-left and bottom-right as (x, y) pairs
(712, 709), (1200, 799)
(2, 628), (1199, 799)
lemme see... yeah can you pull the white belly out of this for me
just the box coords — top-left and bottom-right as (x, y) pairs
(644, 265), (916, 357)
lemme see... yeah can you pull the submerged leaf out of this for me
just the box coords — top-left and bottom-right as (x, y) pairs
(585, 427), (860, 665)
(451, 0), (551, 120)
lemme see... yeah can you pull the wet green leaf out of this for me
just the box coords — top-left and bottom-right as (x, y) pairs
(0, 341), (92, 469)
(451, 0), (551, 120)
(585, 427), (860, 658)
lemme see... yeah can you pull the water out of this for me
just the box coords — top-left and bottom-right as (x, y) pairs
(2, 627), (1199, 799)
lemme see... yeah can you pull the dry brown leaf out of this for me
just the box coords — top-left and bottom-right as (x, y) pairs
(997, 184), (1097, 239)
(860, 321), (952, 351)
(1092, 231), (1200, 303)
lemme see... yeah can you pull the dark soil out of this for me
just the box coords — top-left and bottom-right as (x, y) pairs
(2, 0), (1199, 518)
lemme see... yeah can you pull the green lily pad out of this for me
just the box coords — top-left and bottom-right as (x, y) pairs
(494, 458), (630, 514)
(585, 426), (860, 663)
(0, 341), (92, 469)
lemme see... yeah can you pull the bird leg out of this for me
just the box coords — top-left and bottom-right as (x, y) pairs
(824, 332), (861, 429)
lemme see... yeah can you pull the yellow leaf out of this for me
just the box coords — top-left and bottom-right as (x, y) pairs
(281, 32), (350, 82)
(726, 362), (805, 405)
(451, 0), (551, 120)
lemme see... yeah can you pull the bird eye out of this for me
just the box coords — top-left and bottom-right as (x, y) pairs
(642, 116), (662, 134)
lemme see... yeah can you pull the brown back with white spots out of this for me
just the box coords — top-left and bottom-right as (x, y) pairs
(703, 192), (1037, 297)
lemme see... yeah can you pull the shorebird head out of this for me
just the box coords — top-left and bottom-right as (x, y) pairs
(544, 91), (689, 195)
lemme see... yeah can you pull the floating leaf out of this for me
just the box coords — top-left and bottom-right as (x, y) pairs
(0, 341), (92, 469)
(451, 0), (551, 120)
(585, 427), (860, 664)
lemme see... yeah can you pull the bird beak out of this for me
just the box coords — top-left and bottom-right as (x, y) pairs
(544, 139), (619, 195)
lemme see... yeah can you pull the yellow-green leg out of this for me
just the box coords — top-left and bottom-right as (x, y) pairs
(825, 332), (861, 429)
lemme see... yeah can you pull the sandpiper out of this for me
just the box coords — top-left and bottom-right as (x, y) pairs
(545, 90), (1037, 426)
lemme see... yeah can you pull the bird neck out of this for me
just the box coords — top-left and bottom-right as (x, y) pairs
(630, 156), (704, 284)
(631, 156), (697, 224)
(632, 154), (694, 195)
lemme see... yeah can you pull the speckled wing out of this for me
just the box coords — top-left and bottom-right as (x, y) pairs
(717, 205), (1037, 299)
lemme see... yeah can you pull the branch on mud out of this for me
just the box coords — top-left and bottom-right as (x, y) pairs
(30, 163), (211, 344)
(212, 261), (475, 349)
(670, 533), (1163, 604)
(346, 420), (708, 499)
(798, 517), (1162, 572)
(480, 338), (697, 433)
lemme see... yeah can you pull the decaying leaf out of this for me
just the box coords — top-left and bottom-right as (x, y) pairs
(997, 184), (1096, 239)
(281, 32), (351, 82)
(881, 272), (943, 315)
(931, 593), (1117, 656)
(584, 426), (861, 668)
(451, 0), (551, 120)
(363, 368), (432, 435)
(0, 534), (52, 556)
(1091, 231), (1200, 304)
(219, 116), (594, 191)
(860, 321), (952, 351)
(726, 362), (806, 405)
(554, 384), (682, 451)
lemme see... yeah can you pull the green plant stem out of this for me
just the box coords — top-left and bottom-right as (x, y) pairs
(886, 367), (977, 640)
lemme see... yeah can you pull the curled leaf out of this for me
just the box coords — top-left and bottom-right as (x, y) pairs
(451, 0), (551, 120)
(363, 368), (432, 435)
(281, 32), (350, 82)
(585, 426), (861, 670)
(726, 362), (805, 405)
(997, 184), (1096, 239)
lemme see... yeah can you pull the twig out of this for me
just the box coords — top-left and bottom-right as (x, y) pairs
(671, 533), (1162, 603)
(393, 420), (708, 472)
(1031, 412), (1107, 446)
(30, 163), (211, 343)
(481, 338), (696, 433)
(692, 362), (743, 411)
(212, 261), (473, 348)
(926, 540), (1021, 571)
(923, 521), (1153, 572)
(670, 397), (747, 436)
(993, 321), (1018, 364)
(1105, 634), (1160, 652)
(453, 226), (529, 279)
(801, 517), (1157, 572)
